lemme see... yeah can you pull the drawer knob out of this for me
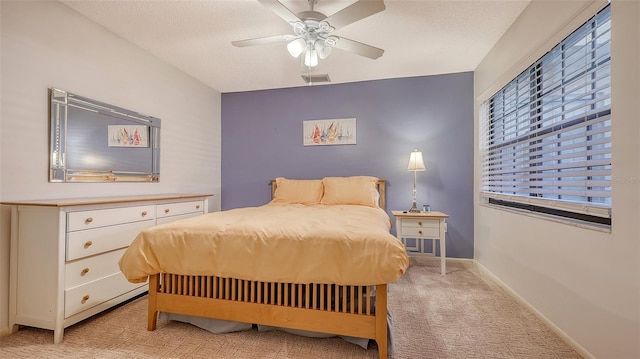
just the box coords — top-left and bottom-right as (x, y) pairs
(418, 221), (422, 226)
(82, 295), (90, 303)
(165, 209), (170, 214)
(418, 230), (423, 235)
(81, 268), (90, 276)
(84, 241), (93, 248)
(85, 217), (93, 224)
(141, 211), (148, 217)
(196, 205), (200, 209)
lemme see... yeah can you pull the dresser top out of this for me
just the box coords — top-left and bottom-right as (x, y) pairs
(0, 193), (213, 207)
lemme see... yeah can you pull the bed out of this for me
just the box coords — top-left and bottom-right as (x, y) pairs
(119, 176), (409, 359)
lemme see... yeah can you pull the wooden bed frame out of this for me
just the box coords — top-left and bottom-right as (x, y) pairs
(146, 179), (390, 359)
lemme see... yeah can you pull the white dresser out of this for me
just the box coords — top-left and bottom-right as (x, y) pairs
(3, 194), (211, 343)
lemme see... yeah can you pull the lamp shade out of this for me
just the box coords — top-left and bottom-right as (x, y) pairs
(287, 38), (306, 58)
(407, 150), (426, 171)
(315, 40), (332, 59)
(304, 49), (318, 67)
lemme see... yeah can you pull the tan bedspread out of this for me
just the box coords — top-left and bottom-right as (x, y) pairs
(119, 203), (409, 285)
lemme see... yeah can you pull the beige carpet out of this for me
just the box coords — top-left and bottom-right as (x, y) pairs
(0, 259), (582, 358)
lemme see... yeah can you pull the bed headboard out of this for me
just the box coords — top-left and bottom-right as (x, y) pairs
(270, 178), (387, 210)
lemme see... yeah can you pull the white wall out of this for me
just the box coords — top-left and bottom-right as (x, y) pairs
(0, 0), (5, 340)
(474, 1), (640, 359)
(0, 1), (222, 335)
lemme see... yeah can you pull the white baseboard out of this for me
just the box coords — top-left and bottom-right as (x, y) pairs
(445, 257), (474, 263)
(0, 326), (12, 337)
(408, 255), (474, 262)
(473, 261), (595, 359)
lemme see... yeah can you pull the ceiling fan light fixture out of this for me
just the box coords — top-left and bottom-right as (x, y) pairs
(318, 21), (334, 33)
(293, 21), (306, 32)
(232, 0), (387, 71)
(325, 36), (338, 46)
(304, 49), (318, 67)
(315, 40), (332, 59)
(287, 38), (306, 58)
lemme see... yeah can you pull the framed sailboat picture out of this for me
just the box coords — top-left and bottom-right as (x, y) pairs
(107, 125), (149, 148)
(303, 118), (356, 146)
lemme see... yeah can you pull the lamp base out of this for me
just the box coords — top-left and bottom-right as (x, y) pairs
(408, 202), (421, 213)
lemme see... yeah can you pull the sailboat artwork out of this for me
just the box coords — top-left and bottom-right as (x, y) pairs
(107, 125), (149, 148)
(303, 118), (357, 146)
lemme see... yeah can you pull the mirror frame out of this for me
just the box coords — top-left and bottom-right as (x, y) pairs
(49, 88), (161, 182)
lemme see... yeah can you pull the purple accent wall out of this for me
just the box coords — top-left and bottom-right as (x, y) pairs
(221, 72), (474, 259)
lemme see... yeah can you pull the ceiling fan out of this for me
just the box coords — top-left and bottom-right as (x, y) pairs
(232, 0), (385, 69)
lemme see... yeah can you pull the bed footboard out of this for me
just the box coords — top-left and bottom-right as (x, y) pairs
(147, 274), (388, 359)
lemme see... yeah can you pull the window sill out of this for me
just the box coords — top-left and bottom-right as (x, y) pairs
(479, 202), (612, 234)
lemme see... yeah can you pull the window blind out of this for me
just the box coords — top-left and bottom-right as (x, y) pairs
(480, 5), (611, 222)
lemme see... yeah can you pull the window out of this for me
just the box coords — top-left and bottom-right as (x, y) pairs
(480, 5), (611, 226)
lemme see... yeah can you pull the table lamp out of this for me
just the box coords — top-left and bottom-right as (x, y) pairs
(407, 149), (426, 213)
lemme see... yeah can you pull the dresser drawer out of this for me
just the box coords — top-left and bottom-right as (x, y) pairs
(67, 205), (155, 232)
(65, 248), (127, 289)
(64, 272), (146, 318)
(66, 219), (154, 261)
(156, 212), (203, 225)
(156, 201), (204, 219)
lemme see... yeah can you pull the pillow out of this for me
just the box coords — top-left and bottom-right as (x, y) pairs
(320, 176), (380, 207)
(271, 177), (324, 205)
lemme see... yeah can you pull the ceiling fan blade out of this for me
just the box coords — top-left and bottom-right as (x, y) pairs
(258, 0), (301, 24)
(323, 0), (385, 30)
(332, 37), (384, 59)
(232, 34), (296, 47)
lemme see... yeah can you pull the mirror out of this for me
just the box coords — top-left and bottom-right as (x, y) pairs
(49, 88), (161, 182)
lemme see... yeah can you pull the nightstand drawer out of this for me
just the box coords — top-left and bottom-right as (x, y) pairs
(401, 218), (440, 229)
(401, 226), (440, 238)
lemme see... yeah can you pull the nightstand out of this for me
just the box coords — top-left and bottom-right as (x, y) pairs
(392, 210), (449, 275)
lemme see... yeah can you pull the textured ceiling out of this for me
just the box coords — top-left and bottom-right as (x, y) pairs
(60, 0), (531, 93)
